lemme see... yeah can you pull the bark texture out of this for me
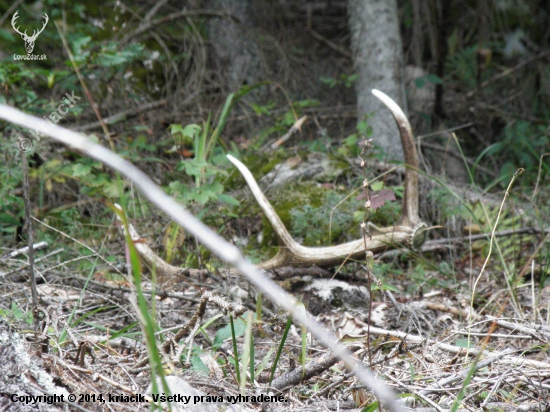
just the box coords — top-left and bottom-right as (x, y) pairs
(207, 0), (265, 95)
(348, 0), (406, 160)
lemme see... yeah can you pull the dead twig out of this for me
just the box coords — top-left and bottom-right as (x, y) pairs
(417, 349), (515, 396)
(22, 152), (39, 329)
(366, 324), (550, 370)
(267, 115), (307, 151)
(270, 351), (337, 390)
(467, 49), (550, 98)
(485, 316), (550, 342)
(75, 99), (168, 132)
(122, 9), (237, 43)
(425, 227), (544, 246)
(5, 241), (49, 258)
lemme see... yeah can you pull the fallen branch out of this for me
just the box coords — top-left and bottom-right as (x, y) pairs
(417, 349), (514, 396)
(485, 316), (550, 343)
(365, 325), (550, 370)
(268, 115), (307, 150)
(270, 351), (338, 390)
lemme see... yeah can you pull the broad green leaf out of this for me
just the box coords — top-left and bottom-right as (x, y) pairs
(102, 181), (122, 198)
(425, 74), (443, 84)
(213, 317), (247, 349)
(72, 163), (92, 177)
(217, 193), (240, 206)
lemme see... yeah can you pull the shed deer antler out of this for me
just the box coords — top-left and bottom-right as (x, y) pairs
(227, 89), (426, 270)
(117, 90), (426, 280)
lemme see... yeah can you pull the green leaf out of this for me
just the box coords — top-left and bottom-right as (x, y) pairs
(455, 338), (471, 348)
(47, 72), (55, 88)
(0, 212), (20, 225)
(425, 74), (443, 84)
(370, 181), (384, 191)
(100, 53), (127, 66)
(372, 283), (400, 293)
(415, 75), (443, 89)
(213, 317), (246, 350)
(414, 77), (425, 88)
(186, 181), (223, 204)
(72, 163), (92, 177)
(171, 123), (201, 142)
(11, 302), (33, 325)
(344, 134), (358, 147)
(168, 181), (186, 193)
(181, 158), (207, 177)
(72, 36), (91, 55)
(102, 181), (122, 198)
(191, 354), (209, 374)
(0, 29), (15, 42)
(319, 77), (336, 86)
(217, 193), (240, 206)
(87, 173), (110, 187)
(361, 401), (380, 412)
(357, 119), (372, 137)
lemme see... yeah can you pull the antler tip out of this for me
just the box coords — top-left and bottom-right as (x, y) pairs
(227, 154), (248, 170)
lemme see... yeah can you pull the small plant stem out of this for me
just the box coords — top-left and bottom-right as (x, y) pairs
(358, 139), (375, 363)
(469, 169), (523, 348)
(269, 316), (293, 388)
(358, 136), (383, 412)
(364, 241), (373, 371)
(22, 152), (39, 330)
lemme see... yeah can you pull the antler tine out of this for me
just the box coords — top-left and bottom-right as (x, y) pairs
(371, 89), (420, 227)
(11, 11), (26, 36)
(30, 13), (49, 39)
(37, 13), (49, 36)
(227, 154), (299, 250)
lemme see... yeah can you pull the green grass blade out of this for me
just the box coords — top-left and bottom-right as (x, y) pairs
(111, 203), (170, 408)
(230, 315), (241, 384)
(241, 311), (253, 392)
(269, 315), (293, 388)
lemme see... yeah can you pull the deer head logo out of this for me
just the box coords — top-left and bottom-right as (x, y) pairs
(11, 11), (49, 54)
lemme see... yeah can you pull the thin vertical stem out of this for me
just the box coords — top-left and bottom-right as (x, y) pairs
(22, 152), (39, 329)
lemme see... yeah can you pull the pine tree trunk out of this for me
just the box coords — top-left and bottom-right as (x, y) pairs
(348, 0), (406, 160)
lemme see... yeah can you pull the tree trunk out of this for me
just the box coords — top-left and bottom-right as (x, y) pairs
(348, 0), (406, 160)
(207, 0), (265, 96)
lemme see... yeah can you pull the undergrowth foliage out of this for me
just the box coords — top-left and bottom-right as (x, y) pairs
(1, 1), (550, 411)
